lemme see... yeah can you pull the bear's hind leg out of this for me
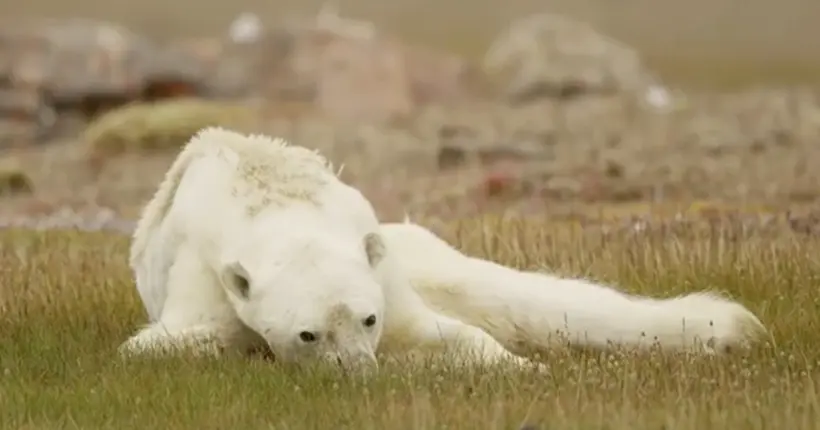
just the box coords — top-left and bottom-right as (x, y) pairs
(378, 254), (546, 371)
(392, 301), (544, 371)
(423, 313), (542, 369)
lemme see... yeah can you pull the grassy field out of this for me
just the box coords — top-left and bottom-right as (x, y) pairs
(1, 0), (820, 428)
(1, 216), (818, 429)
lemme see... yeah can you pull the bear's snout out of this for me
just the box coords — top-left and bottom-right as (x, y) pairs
(326, 349), (379, 375)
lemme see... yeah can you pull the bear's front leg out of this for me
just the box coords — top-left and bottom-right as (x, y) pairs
(122, 242), (262, 358)
(118, 323), (224, 357)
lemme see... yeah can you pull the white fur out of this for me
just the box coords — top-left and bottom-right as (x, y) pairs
(122, 127), (527, 370)
(379, 221), (766, 356)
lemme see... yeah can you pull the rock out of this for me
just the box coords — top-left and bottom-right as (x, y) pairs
(170, 12), (412, 122)
(0, 160), (33, 195)
(401, 43), (485, 105)
(437, 140), (548, 171)
(436, 125), (552, 171)
(171, 28), (296, 100)
(183, 8), (479, 123)
(228, 12), (264, 45)
(483, 13), (669, 108)
(82, 97), (261, 171)
(313, 28), (414, 123)
(0, 87), (56, 146)
(0, 17), (213, 142)
(483, 169), (520, 197)
(437, 143), (469, 170)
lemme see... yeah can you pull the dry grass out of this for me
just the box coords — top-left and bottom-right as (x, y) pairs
(1, 215), (818, 429)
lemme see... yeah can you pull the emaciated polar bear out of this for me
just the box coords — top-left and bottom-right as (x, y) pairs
(121, 127), (526, 370)
(380, 222), (766, 356)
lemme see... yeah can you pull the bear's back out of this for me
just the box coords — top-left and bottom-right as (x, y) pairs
(166, 128), (383, 262)
(189, 128), (337, 216)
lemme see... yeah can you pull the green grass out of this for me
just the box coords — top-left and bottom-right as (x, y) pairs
(1, 217), (819, 429)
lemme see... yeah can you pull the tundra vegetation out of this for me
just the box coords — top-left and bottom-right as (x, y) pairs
(1, 215), (817, 429)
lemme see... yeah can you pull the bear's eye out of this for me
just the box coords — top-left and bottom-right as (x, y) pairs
(234, 274), (250, 298)
(363, 314), (377, 328)
(299, 331), (318, 343)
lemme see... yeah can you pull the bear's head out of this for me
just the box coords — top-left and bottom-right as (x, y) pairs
(218, 230), (387, 372)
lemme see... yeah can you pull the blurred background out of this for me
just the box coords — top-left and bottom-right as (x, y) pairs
(1, 0), (820, 231)
(6, 0), (820, 89)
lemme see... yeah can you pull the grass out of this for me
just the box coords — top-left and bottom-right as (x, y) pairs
(1, 215), (819, 429)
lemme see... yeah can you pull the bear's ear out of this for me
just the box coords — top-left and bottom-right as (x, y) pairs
(220, 261), (252, 300)
(363, 232), (386, 268)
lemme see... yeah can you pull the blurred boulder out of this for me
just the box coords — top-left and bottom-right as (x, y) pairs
(401, 43), (485, 106)
(437, 133), (549, 170)
(0, 158), (33, 195)
(178, 7), (480, 123)
(0, 87), (55, 148)
(0, 18), (213, 144)
(483, 13), (671, 109)
(312, 26), (414, 123)
(82, 97), (261, 172)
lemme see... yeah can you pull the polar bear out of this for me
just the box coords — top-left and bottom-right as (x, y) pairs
(120, 127), (525, 370)
(379, 221), (766, 356)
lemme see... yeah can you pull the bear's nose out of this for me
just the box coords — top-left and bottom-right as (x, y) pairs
(333, 352), (379, 377)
